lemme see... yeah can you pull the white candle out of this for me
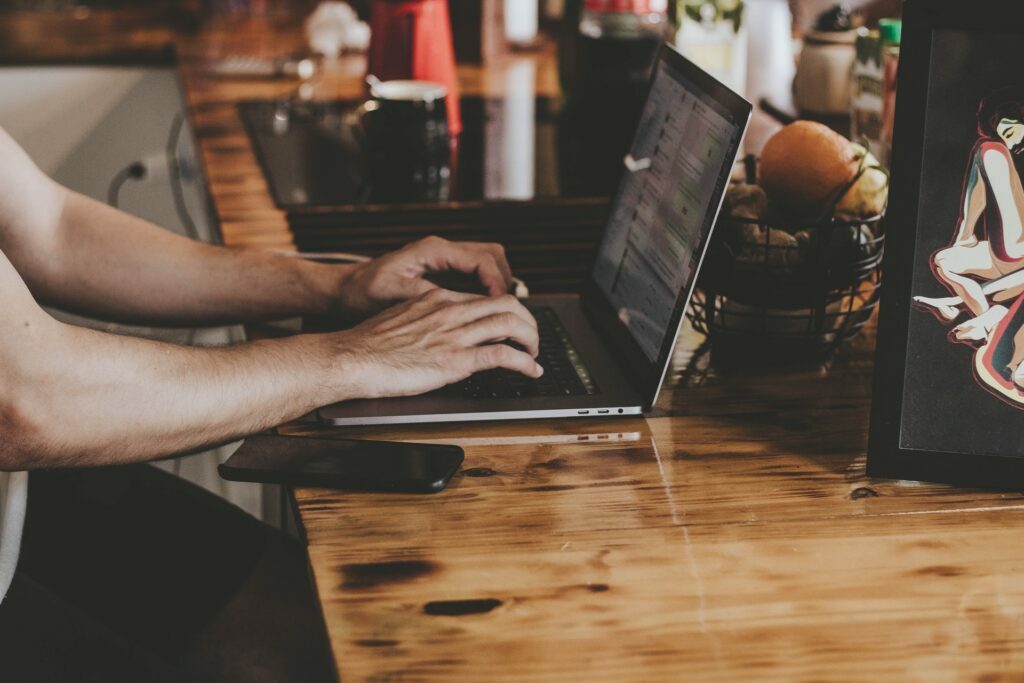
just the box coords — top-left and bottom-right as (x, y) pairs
(485, 58), (537, 201)
(505, 0), (539, 45)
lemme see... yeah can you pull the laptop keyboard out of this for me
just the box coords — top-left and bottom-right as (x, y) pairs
(460, 307), (599, 399)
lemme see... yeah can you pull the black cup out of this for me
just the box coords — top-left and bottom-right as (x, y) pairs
(354, 80), (452, 202)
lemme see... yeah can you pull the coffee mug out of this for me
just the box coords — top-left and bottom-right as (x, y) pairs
(354, 79), (449, 134)
(368, 0), (461, 135)
(351, 79), (453, 202)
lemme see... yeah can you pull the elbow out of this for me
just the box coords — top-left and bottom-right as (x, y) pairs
(0, 316), (74, 470)
(0, 394), (52, 471)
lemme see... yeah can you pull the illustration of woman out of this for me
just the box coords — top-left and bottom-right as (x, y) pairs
(915, 87), (1024, 341)
(913, 87), (1024, 404)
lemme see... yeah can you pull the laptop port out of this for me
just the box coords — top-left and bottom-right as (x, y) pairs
(598, 409), (610, 414)
(577, 410), (590, 415)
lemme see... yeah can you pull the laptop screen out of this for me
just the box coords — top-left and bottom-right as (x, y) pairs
(591, 55), (747, 363)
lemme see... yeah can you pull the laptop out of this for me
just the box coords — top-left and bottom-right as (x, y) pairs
(319, 44), (751, 426)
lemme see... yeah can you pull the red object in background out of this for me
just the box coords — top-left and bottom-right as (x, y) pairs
(584, 0), (666, 11)
(369, 0), (462, 136)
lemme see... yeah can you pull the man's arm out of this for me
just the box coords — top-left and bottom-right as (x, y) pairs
(0, 126), (514, 326)
(0, 244), (541, 471)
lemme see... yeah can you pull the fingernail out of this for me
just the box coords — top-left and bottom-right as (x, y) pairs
(535, 363), (544, 376)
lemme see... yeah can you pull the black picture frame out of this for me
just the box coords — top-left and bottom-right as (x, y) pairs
(868, 0), (1024, 488)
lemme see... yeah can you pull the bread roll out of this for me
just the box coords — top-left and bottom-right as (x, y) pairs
(723, 183), (768, 221)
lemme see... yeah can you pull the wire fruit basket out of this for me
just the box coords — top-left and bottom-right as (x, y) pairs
(688, 208), (885, 361)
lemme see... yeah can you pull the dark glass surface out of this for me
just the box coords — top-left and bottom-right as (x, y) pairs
(238, 94), (643, 210)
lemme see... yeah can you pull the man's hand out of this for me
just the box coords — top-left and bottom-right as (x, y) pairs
(334, 236), (514, 318)
(328, 288), (542, 399)
(0, 251), (537, 470)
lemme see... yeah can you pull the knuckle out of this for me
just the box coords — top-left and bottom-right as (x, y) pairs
(499, 311), (519, 328)
(424, 287), (447, 302)
(439, 290), (461, 305)
(474, 345), (496, 367)
(482, 343), (505, 360)
(492, 344), (515, 364)
(463, 297), (486, 312)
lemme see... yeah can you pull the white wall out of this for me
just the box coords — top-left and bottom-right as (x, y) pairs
(0, 66), (277, 524)
(0, 67), (140, 173)
(0, 66), (213, 244)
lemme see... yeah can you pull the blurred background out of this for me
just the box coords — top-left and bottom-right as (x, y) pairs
(0, 0), (903, 520)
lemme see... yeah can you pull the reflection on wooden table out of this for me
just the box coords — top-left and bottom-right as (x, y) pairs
(285, 323), (1024, 681)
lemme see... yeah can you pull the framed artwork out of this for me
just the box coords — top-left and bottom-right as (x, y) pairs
(868, 0), (1024, 487)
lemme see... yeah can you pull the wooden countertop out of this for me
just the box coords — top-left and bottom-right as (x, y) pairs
(0, 8), (188, 65)
(154, 18), (1024, 682)
(11, 13), (1023, 680)
(284, 325), (1024, 681)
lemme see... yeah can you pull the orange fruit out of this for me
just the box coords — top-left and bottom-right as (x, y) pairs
(758, 121), (859, 217)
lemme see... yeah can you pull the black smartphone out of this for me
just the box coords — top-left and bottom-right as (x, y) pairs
(218, 435), (464, 493)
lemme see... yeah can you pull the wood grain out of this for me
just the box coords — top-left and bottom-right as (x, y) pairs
(0, 8), (183, 66)
(288, 322), (1024, 681)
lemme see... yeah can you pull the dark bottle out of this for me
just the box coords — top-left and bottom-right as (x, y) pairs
(567, 0), (673, 100)
(557, 1), (674, 197)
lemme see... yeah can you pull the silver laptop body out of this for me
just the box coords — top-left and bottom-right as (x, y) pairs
(319, 45), (752, 426)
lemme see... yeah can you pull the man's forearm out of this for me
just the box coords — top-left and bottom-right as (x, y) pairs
(8, 189), (350, 326)
(0, 254), (542, 471)
(2, 318), (351, 470)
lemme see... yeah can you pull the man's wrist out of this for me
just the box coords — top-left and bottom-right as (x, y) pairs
(297, 260), (356, 317)
(309, 330), (371, 405)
